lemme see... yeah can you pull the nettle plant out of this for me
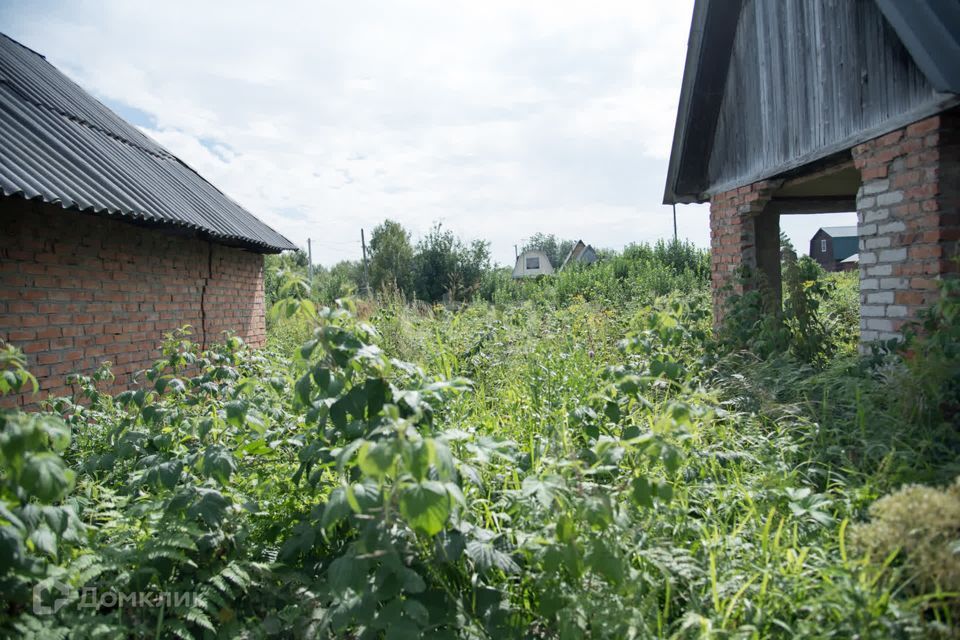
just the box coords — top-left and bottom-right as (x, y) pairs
(4, 329), (299, 639)
(271, 297), (479, 638)
(0, 343), (83, 618)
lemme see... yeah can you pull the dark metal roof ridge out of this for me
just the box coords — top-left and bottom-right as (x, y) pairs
(0, 32), (45, 60)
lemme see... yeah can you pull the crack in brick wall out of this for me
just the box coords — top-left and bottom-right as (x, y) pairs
(0, 199), (267, 409)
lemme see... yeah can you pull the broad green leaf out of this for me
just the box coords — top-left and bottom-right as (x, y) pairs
(146, 460), (183, 490)
(278, 522), (315, 562)
(21, 453), (74, 503)
(0, 526), (24, 573)
(406, 439), (433, 482)
(656, 480), (674, 503)
(401, 568), (426, 594)
(328, 555), (364, 594)
(465, 539), (519, 574)
(300, 339), (319, 360)
(586, 539), (623, 586)
(522, 474), (565, 509)
(358, 440), (397, 479)
(29, 525), (56, 558)
(403, 598), (429, 625)
(399, 481), (450, 537)
(202, 445), (237, 485)
(224, 400), (247, 427)
(321, 488), (351, 529)
(188, 489), (231, 528)
(295, 374), (313, 405)
(630, 476), (653, 509)
(385, 619), (420, 640)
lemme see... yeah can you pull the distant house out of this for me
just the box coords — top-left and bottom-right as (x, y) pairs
(663, 0), (960, 344)
(810, 226), (858, 271)
(560, 240), (599, 270)
(839, 253), (860, 272)
(0, 34), (296, 408)
(512, 250), (554, 278)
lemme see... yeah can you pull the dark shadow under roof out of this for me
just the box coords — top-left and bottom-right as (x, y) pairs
(0, 33), (297, 253)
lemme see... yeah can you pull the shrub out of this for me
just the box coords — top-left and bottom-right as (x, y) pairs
(851, 478), (960, 612)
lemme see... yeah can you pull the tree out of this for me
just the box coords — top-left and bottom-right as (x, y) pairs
(412, 224), (491, 302)
(368, 219), (415, 295)
(413, 224), (459, 302)
(314, 260), (364, 303)
(455, 239), (491, 298)
(522, 233), (575, 269)
(264, 249), (309, 307)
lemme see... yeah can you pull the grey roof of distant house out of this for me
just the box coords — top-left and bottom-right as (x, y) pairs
(0, 33), (296, 253)
(820, 226), (858, 238)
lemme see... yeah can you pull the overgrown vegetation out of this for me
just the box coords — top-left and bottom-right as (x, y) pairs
(3, 244), (959, 638)
(267, 220), (493, 307)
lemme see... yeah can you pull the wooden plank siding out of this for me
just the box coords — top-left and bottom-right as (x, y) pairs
(705, 0), (950, 197)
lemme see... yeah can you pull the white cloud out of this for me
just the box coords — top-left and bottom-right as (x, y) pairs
(1, 1), (842, 265)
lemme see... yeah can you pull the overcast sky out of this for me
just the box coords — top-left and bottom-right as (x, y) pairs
(1, 0), (854, 267)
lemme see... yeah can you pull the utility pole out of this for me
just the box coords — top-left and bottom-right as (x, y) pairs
(672, 204), (678, 242)
(307, 238), (313, 281)
(361, 228), (371, 296)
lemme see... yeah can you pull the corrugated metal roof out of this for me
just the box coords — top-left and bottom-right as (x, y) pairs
(0, 33), (296, 253)
(820, 225), (858, 238)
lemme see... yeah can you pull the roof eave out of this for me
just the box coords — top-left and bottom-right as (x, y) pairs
(2, 190), (297, 254)
(662, 0), (711, 205)
(662, 0), (744, 205)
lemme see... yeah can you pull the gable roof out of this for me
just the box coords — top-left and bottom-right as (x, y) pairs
(560, 239), (598, 269)
(0, 34), (296, 253)
(663, 0), (960, 206)
(512, 249), (554, 278)
(819, 225), (858, 238)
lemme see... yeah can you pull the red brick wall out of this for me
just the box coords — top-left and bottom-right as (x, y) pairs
(708, 179), (782, 323)
(0, 198), (267, 408)
(708, 108), (958, 341)
(851, 108), (959, 340)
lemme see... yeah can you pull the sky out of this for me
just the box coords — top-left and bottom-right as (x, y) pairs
(0, 0), (854, 267)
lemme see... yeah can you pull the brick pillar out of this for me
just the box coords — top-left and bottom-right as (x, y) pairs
(709, 180), (783, 324)
(852, 108), (959, 342)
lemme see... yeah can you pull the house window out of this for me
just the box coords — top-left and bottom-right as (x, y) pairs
(526, 256), (540, 270)
(821, 239), (827, 253)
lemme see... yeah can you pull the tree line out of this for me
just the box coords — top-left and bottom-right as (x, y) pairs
(265, 221), (578, 305)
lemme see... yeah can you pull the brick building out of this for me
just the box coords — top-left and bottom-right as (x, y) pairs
(663, 0), (959, 344)
(0, 34), (296, 407)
